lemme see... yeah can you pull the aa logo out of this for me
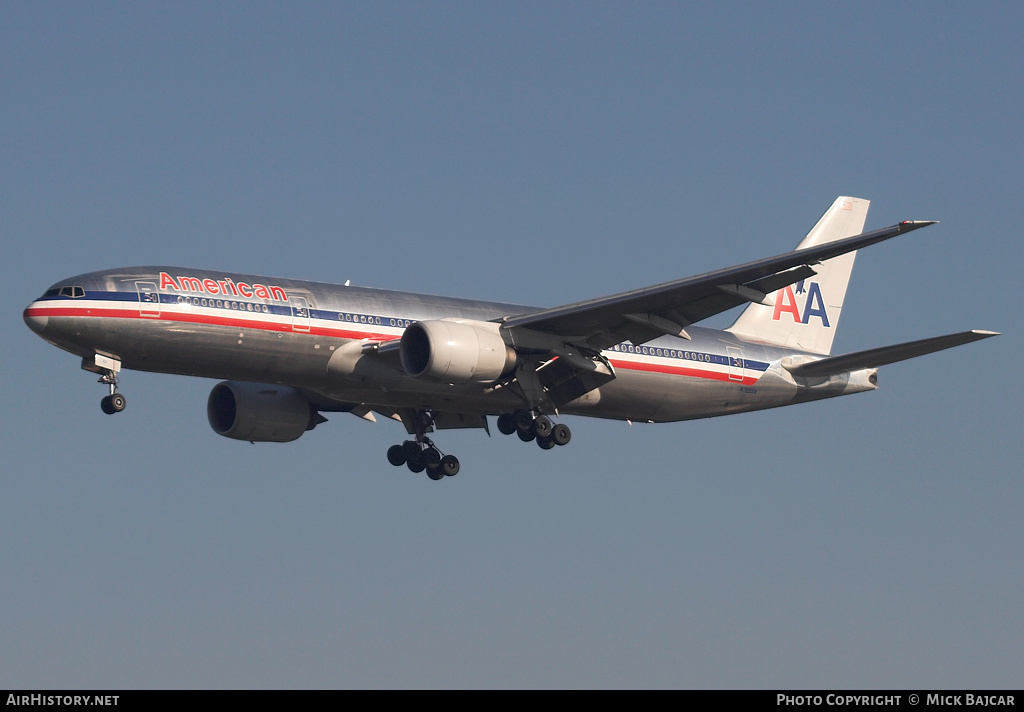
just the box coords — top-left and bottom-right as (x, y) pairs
(771, 281), (830, 327)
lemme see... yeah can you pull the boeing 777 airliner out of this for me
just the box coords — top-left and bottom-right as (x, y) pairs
(23, 197), (997, 479)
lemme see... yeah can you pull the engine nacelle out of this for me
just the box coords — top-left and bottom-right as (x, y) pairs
(207, 381), (322, 443)
(400, 319), (516, 383)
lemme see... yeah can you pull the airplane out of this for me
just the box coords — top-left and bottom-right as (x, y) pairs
(23, 196), (998, 480)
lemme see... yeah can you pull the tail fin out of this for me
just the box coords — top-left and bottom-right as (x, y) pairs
(726, 196), (869, 355)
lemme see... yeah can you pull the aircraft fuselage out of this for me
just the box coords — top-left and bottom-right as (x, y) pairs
(23, 265), (872, 425)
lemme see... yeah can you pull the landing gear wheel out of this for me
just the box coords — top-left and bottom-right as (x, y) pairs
(533, 415), (553, 438)
(517, 427), (536, 442)
(387, 444), (406, 467)
(515, 409), (534, 432)
(497, 413), (517, 435)
(402, 440), (421, 462)
(440, 455), (460, 476)
(422, 447), (442, 468)
(405, 441), (426, 473)
(551, 423), (571, 446)
(100, 394), (126, 414)
(426, 465), (444, 481)
(536, 436), (555, 450)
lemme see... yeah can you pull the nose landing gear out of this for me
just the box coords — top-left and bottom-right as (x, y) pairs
(84, 354), (126, 415)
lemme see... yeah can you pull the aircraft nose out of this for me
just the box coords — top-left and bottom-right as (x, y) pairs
(23, 304), (48, 334)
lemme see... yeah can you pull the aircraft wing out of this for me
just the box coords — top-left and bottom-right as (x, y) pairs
(783, 330), (1000, 379)
(500, 220), (935, 349)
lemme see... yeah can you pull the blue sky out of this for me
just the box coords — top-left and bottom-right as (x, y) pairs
(2, 2), (1020, 688)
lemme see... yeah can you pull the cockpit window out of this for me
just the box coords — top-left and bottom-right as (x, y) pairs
(48, 286), (85, 298)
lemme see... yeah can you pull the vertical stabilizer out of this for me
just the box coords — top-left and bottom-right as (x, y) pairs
(726, 196), (869, 355)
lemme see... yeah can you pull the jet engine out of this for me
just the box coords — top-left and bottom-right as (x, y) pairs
(400, 319), (516, 383)
(207, 381), (324, 442)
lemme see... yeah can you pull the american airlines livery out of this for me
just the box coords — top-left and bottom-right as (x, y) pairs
(23, 197), (997, 479)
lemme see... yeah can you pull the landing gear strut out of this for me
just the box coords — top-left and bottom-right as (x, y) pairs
(498, 410), (572, 451)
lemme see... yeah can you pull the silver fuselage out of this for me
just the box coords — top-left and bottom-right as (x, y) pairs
(23, 266), (876, 422)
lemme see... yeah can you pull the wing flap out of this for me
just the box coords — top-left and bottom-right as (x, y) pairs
(536, 354), (617, 406)
(784, 330), (999, 378)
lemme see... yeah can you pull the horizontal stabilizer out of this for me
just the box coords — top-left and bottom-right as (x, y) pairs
(784, 330), (999, 378)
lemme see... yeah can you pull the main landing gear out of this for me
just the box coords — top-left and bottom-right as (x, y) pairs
(383, 406), (568, 479)
(385, 410), (460, 480)
(496, 410), (571, 450)
(386, 438), (460, 479)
